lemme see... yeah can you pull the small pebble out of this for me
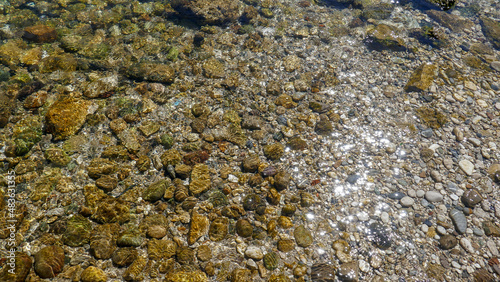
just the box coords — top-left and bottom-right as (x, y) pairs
(425, 191), (443, 202)
(400, 196), (414, 207)
(416, 190), (425, 198)
(458, 159), (474, 176)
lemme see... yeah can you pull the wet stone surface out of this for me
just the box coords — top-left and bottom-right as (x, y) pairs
(2, 0), (500, 281)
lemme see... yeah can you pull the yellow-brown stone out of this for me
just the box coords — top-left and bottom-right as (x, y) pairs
(46, 98), (91, 140)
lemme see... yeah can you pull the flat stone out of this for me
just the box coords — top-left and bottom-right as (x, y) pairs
(459, 159), (474, 175)
(245, 246), (264, 260)
(404, 63), (437, 92)
(23, 24), (57, 43)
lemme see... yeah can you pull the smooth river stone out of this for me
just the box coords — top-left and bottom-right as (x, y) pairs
(400, 196), (415, 207)
(425, 191), (443, 202)
(459, 159), (474, 175)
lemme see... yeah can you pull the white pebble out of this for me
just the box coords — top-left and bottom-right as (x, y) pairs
(459, 238), (474, 254)
(245, 246), (264, 260)
(381, 212), (389, 223)
(357, 212), (369, 222)
(436, 226), (447, 235)
(359, 259), (370, 273)
(407, 189), (416, 197)
(416, 190), (425, 198)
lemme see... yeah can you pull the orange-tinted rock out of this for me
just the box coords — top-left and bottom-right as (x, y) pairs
(23, 25), (57, 43)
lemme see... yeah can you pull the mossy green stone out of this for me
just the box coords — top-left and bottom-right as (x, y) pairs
(13, 115), (42, 156)
(160, 133), (175, 148)
(294, 225), (313, 247)
(45, 147), (71, 166)
(143, 179), (170, 202)
(263, 252), (280, 270)
(63, 214), (92, 247)
(263, 143), (284, 160)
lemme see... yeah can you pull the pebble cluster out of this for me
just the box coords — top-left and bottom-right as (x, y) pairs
(0, 0), (499, 281)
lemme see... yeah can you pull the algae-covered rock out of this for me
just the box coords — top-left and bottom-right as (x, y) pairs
(90, 223), (119, 259)
(203, 57), (226, 78)
(161, 149), (182, 167)
(44, 147), (71, 166)
(45, 98), (91, 140)
(165, 267), (208, 282)
(416, 106), (448, 129)
(23, 24), (57, 43)
(171, 0), (243, 25)
(263, 143), (284, 160)
(125, 62), (175, 83)
(34, 246), (65, 279)
(30, 169), (61, 201)
(404, 63), (437, 92)
(147, 239), (177, 260)
(366, 24), (405, 51)
(63, 214), (92, 247)
(315, 114), (334, 136)
(189, 164), (211, 195)
(87, 158), (118, 179)
(12, 114), (42, 156)
(81, 266), (107, 282)
(143, 179), (171, 202)
(188, 209), (209, 245)
(123, 256), (147, 281)
(294, 225), (313, 247)
(0, 252), (32, 282)
(84, 184), (130, 223)
(426, 10), (473, 34)
(480, 16), (500, 50)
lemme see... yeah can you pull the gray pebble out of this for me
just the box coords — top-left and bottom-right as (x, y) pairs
(400, 196), (414, 207)
(449, 208), (467, 234)
(472, 228), (484, 236)
(388, 192), (405, 200)
(425, 191), (443, 202)
(436, 226), (447, 235)
(421, 128), (433, 138)
(447, 182), (458, 192)
(468, 138), (481, 147)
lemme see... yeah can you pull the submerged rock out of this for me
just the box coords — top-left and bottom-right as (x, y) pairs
(81, 266), (107, 282)
(46, 98), (91, 140)
(171, 0), (243, 25)
(405, 63), (437, 92)
(34, 245), (65, 279)
(366, 24), (406, 51)
(0, 252), (32, 282)
(480, 16), (500, 50)
(63, 214), (92, 247)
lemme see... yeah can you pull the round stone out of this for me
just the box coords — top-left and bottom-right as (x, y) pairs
(400, 196), (415, 207)
(243, 194), (261, 211)
(439, 234), (458, 250)
(461, 188), (482, 208)
(81, 266), (107, 282)
(294, 225), (313, 247)
(263, 252), (280, 270)
(236, 219), (253, 238)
